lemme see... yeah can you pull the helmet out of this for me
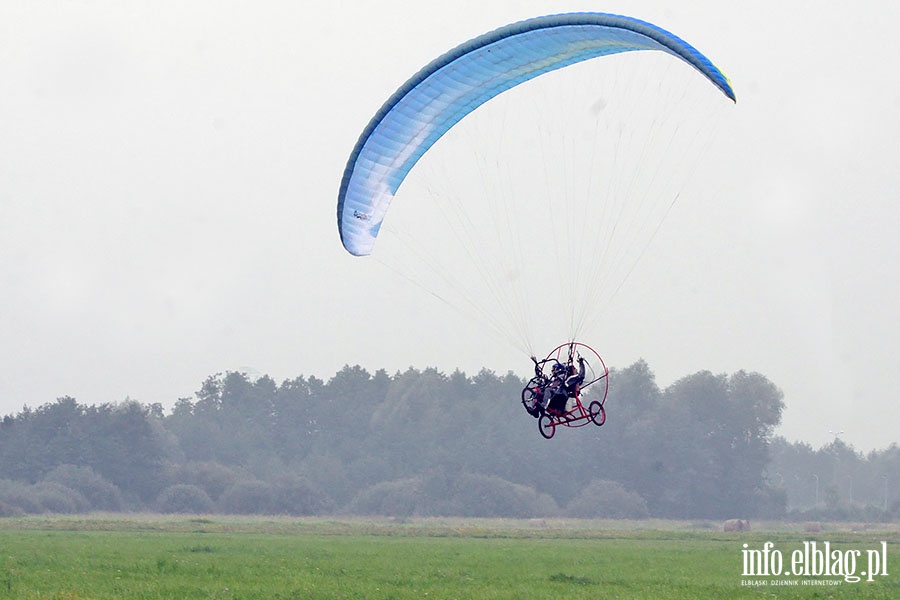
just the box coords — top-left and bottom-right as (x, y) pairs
(551, 362), (566, 376)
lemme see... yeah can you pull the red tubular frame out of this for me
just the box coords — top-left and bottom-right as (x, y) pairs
(540, 341), (608, 429)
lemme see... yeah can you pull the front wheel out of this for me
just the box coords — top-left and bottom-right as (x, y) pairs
(589, 400), (606, 427)
(538, 414), (556, 439)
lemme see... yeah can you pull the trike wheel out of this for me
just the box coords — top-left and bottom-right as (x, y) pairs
(589, 400), (606, 426)
(521, 377), (544, 418)
(538, 414), (556, 439)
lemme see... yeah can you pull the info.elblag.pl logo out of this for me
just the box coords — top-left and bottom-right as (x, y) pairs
(741, 541), (889, 585)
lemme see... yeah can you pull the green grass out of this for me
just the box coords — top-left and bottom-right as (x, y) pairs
(0, 516), (898, 599)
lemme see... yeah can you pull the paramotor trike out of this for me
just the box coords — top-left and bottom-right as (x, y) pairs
(521, 342), (608, 439)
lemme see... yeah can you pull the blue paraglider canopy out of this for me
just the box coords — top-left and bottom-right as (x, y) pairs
(337, 12), (735, 257)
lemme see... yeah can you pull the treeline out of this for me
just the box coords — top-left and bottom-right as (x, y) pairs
(0, 361), (897, 520)
(768, 437), (900, 520)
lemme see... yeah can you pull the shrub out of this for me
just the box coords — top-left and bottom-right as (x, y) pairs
(166, 461), (244, 501)
(448, 473), (558, 518)
(31, 482), (90, 514)
(347, 478), (422, 517)
(347, 474), (558, 518)
(567, 479), (649, 519)
(218, 480), (275, 515)
(0, 500), (25, 518)
(0, 479), (42, 514)
(270, 476), (333, 516)
(42, 464), (124, 511)
(156, 484), (215, 514)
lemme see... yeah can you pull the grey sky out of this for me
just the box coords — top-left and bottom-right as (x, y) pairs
(2, 1), (898, 451)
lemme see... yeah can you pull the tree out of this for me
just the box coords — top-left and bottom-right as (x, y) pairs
(84, 401), (166, 501)
(2, 360), (845, 519)
(645, 370), (784, 518)
(587, 360), (662, 495)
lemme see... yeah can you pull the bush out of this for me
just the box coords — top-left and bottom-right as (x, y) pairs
(42, 464), (124, 511)
(31, 482), (90, 514)
(0, 479), (91, 514)
(156, 484), (215, 514)
(0, 479), (42, 514)
(566, 479), (649, 519)
(347, 478), (422, 517)
(447, 473), (558, 518)
(347, 474), (558, 518)
(218, 480), (275, 515)
(270, 476), (333, 516)
(166, 461), (244, 501)
(0, 500), (25, 518)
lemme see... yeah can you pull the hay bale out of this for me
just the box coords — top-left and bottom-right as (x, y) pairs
(723, 518), (750, 532)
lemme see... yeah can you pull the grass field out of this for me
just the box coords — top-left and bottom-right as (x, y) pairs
(0, 516), (897, 599)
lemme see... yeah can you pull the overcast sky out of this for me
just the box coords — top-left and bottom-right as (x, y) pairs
(2, 1), (898, 452)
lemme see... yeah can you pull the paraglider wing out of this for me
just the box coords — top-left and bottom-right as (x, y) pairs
(337, 12), (735, 256)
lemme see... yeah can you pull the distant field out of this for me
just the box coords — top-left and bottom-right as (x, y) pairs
(1, 516), (897, 599)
